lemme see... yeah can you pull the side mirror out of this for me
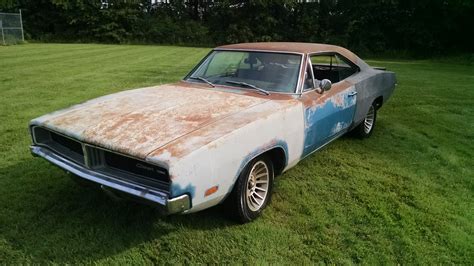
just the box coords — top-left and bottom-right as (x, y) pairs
(319, 79), (332, 92)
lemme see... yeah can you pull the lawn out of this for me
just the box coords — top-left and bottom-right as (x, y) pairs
(0, 43), (472, 264)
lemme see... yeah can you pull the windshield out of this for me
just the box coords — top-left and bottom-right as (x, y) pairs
(185, 50), (302, 93)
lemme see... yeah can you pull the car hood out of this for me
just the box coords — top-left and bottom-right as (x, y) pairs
(31, 84), (269, 159)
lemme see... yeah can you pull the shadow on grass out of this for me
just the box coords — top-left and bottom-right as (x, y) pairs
(0, 159), (236, 263)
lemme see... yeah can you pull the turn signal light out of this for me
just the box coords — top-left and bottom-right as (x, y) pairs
(204, 185), (219, 197)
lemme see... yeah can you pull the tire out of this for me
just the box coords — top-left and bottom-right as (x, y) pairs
(225, 155), (274, 223)
(352, 102), (377, 138)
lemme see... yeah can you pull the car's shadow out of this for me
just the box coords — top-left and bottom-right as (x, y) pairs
(0, 158), (237, 263)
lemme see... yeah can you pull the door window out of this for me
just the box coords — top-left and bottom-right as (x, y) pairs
(310, 54), (359, 83)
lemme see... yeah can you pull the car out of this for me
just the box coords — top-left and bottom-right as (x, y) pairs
(29, 42), (396, 223)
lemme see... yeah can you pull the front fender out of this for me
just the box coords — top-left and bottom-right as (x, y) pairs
(147, 100), (305, 213)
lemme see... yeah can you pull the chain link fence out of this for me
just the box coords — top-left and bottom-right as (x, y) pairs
(0, 11), (25, 45)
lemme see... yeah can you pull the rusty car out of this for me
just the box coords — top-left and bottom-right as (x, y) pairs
(29, 42), (396, 222)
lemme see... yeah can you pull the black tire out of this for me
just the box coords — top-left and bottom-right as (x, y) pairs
(352, 102), (377, 138)
(225, 155), (274, 223)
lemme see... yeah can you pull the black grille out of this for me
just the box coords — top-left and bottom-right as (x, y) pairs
(50, 131), (84, 156)
(104, 151), (169, 183)
(32, 126), (169, 189)
(33, 126), (85, 165)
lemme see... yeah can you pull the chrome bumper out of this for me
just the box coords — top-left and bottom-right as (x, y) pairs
(30, 145), (190, 214)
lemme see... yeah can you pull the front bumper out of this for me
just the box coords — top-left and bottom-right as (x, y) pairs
(30, 145), (190, 214)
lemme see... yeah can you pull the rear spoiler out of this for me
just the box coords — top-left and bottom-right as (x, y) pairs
(372, 66), (387, 71)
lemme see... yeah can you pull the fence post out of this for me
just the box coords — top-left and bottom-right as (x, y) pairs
(0, 20), (5, 45)
(19, 9), (25, 42)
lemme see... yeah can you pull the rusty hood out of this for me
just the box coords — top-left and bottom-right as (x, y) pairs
(31, 84), (269, 159)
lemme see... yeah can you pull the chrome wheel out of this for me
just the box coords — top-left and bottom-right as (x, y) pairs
(245, 160), (270, 212)
(364, 105), (375, 134)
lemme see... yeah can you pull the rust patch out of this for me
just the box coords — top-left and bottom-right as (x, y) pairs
(177, 80), (295, 101)
(242, 91), (295, 100)
(175, 80), (210, 89)
(300, 80), (353, 107)
(180, 113), (213, 123)
(37, 84), (270, 159)
(148, 100), (299, 160)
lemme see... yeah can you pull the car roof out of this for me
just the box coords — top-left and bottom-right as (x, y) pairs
(216, 42), (363, 66)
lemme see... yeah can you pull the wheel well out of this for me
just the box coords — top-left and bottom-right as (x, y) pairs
(373, 96), (383, 110)
(263, 147), (287, 176)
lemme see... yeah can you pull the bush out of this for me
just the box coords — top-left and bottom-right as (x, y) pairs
(1, 0), (472, 55)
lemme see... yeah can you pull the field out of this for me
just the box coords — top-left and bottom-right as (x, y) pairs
(0, 44), (472, 264)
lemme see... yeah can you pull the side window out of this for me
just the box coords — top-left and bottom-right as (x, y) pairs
(310, 53), (359, 83)
(335, 54), (359, 80)
(310, 54), (338, 83)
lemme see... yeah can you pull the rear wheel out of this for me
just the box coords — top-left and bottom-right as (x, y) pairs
(352, 102), (377, 138)
(226, 155), (274, 223)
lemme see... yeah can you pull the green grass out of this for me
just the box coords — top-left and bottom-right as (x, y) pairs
(0, 43), (473, 264)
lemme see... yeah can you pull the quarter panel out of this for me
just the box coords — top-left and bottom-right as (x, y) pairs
(348, 70), (396, 125)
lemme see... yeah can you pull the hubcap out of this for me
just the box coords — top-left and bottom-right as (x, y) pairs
(364, 105), (375, 134)
(246, 161), (269, 212)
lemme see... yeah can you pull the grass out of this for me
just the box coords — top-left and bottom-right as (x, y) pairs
(0, 43), (473, 264)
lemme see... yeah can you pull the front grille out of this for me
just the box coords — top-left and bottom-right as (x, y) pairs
(32, 126), (170, 190)
(32, 126), (84, 165)
(104, 151), (169, 183)
(50, 131), (84, 156)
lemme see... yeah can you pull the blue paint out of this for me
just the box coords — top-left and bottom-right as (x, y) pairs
(171, 183), (196, 199)
(228, 140), (289, 193)
(302, 90), (356, 157)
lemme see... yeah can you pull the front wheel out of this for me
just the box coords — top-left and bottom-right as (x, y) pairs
(352, 102), (377, 138)
(225, 155), (274, 223)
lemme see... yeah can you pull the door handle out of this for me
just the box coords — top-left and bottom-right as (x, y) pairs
(348, 91), (358, 97)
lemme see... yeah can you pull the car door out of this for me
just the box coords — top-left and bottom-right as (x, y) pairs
(299, 54), (359, 158)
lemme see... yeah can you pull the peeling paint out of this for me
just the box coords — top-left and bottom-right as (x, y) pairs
(239, 140), (289, 176)
(331, 121), (347, 135)
(29, 43), (396, 215)
(171, 183), (196, 199)
(31, 84), (268, 159)
(225, 139), (288, 194)
(147, 100), (298, 162)
(300, 84), (357, 157)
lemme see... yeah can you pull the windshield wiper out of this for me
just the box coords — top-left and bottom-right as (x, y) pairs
(225, 81), (270, 95)
(189, 76), (215, 87)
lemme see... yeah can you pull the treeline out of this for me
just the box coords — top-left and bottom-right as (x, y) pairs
(1, 0), (473, 55)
